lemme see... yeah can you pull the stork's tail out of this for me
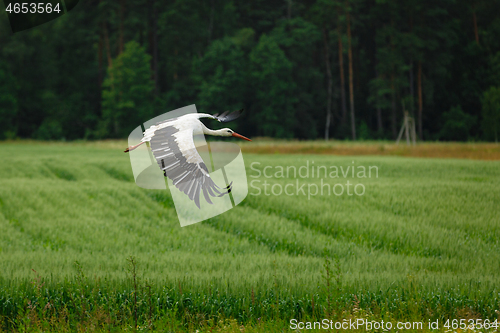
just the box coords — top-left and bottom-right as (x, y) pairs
(124, 141), (145, 153)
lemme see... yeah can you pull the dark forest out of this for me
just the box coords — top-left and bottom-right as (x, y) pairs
(1, 0), (499, 141)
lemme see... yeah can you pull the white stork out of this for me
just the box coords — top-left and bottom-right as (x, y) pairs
(124, 109), (251, 208)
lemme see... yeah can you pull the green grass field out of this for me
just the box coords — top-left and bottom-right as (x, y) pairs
(0, 141), (499, 332)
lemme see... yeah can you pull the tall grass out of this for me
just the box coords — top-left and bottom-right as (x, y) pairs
(0, 142), (499, 331)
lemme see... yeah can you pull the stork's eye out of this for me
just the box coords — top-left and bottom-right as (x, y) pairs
(227, 130), (232, 133)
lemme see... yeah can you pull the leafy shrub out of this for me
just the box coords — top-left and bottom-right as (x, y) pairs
(439, 105), (476, 141)
(482, 86), (500, 142)
(100, 41), (155, 138)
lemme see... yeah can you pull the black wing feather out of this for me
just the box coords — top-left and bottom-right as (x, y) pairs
(149, 125), (231, 209)
(213, 109), (244, 123)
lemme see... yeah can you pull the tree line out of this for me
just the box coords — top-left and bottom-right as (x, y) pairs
(0, 0), (499, 141)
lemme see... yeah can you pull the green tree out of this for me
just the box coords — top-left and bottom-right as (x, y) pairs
(0, 64), (18, 139)
(195, 35), (247, 118)
(0, 0), (499, 142)
(249, 34), (296, 138)
(439, 105), (476, 141)
(307, 0), (337, 139)
(100, 41), (154, 138)
(482, 86), (500, 142)
(270, 18), (322, 139)
(370, 20), (409, 139)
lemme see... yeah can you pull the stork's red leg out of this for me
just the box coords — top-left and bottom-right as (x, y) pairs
(124, 141), (145, 153)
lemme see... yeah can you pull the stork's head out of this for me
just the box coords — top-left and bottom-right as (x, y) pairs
(217, 128), (252, 141)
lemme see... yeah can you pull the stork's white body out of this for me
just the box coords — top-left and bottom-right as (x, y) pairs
(142, 113), (216, 143)
(141, 113), (216, 165)
(125, 110), (249, 208)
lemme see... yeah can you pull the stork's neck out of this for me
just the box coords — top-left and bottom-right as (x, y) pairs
(201, 123), (223, 136)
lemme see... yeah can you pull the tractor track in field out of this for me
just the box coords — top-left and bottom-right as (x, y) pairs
(207, 197), (500, 271)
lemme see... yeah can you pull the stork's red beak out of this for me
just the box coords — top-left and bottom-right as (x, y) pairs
(232, 132), (252, 141)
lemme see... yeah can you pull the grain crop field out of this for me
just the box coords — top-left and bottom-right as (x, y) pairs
(0, 141), (499, 332)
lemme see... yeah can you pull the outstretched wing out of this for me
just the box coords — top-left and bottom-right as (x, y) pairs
(149, 124), (231, 209)
(212, 109), (244, 123)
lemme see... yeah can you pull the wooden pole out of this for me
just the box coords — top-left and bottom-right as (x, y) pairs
(472, 5), (479, 46)
(337, 8), (347, 124)
(417, 61), (423, 140)
(396, 120), (405, 145)
(411, 117), (417, 145)
(404, 112), (410, 145)
(323, 27), (333, 140)
(347, 8), (356, 140)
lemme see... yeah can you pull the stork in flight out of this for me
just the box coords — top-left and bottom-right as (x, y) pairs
(124, 109), (251, 208)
